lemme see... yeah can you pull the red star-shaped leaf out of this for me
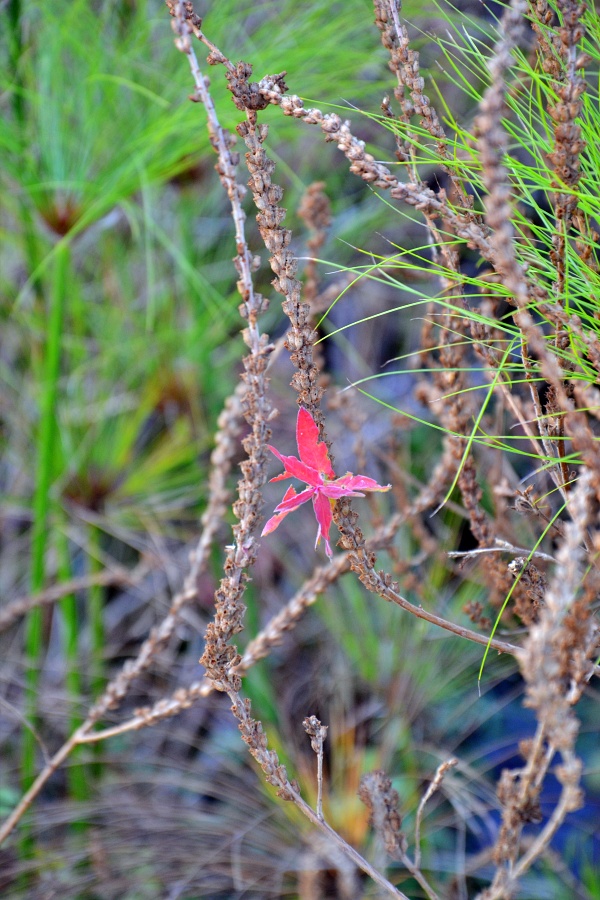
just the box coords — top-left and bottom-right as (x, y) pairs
(262, 407), (390, 558)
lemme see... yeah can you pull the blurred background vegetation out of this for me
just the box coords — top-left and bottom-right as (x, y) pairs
(1, 0), (600, 897)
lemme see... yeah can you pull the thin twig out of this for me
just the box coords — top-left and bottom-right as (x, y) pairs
(303, 716), (328, 822)
(414, 758), (458, 871)
(448, 543), (556, 563)
(0, 563), (148, 633)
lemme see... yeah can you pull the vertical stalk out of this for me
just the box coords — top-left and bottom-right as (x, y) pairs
(7, 0), (24, 124)
(7, 0), (45, 305)
(57, 532), (88, 805)
(88, 525), (106, 701)
(87, 525), (106, 778)
(23, 241), (69, 792)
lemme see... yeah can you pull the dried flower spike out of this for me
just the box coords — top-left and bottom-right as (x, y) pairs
(262, 407), (390, 557)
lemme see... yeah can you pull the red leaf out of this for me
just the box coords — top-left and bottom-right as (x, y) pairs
(262, 407), (391, 558)
(312, 491), (334, 557)
(296, 408), (335, 479)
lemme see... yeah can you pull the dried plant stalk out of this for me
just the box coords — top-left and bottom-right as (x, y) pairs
(479, 471), (596, 898)
(163, 7), (411, 896)
(0, 563), (147, 633)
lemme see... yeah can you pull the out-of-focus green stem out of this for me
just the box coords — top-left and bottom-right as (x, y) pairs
(7, 0), (45, 305)
(87, 526), (106, 779)
(8, 0), (24, 124)
(23, 241), (69, 792)
(88, 525), (106, 702)
(57, 531), (88, 805)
